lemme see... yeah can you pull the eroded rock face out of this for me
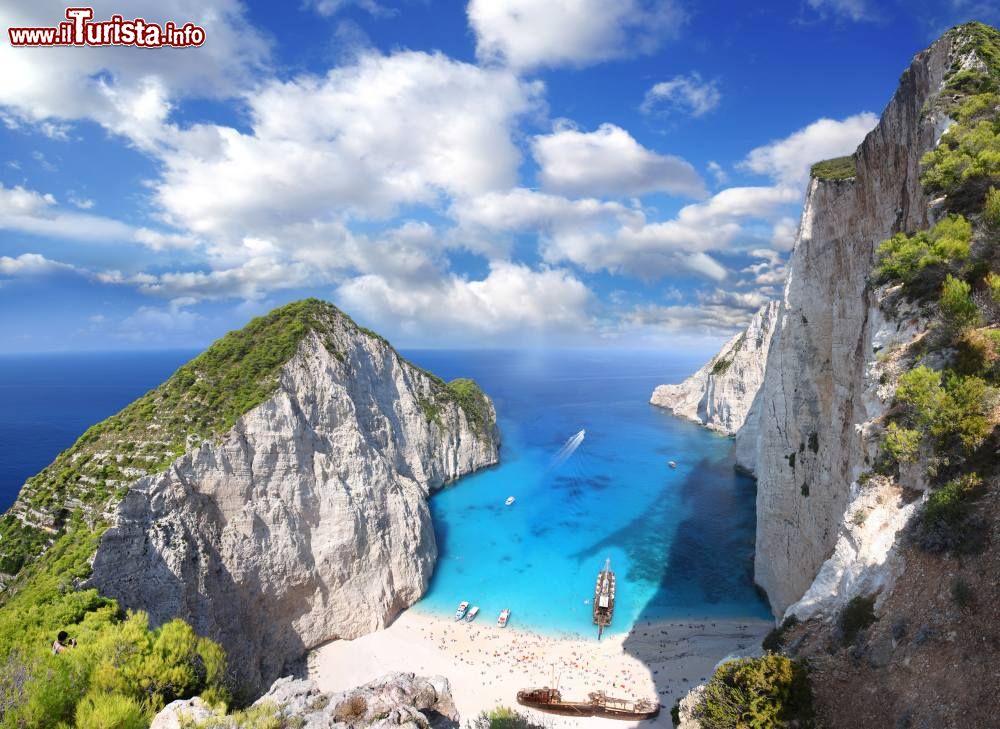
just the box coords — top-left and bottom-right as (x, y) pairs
(655, 31), (965, 618)
(90, 328), (499, 693)
(152, 673), (458, 729)
(750, 35), (953, 616)
(650, 301), (779, 454)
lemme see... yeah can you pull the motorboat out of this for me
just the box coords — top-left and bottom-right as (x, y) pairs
(465, 606), (480, 622)
(505, 496), (516, 506)
(497, 608), (511, 627)
(454, 601), (470, 620)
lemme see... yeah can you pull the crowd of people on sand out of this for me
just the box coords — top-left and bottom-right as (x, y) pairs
(401, 616), (765, 708)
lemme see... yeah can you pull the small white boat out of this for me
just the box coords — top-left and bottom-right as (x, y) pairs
(465, 606), (480, 622)
(498, 608), (511, 627)
(505, 496), (516, 506)
(668, 461), (677, 469)
(454, 601), (470, 620)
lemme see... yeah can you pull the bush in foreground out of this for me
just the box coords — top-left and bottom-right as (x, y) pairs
(838, 596), (877, 645)
(694, 655), (814, 729)
(469, 706), (546, 729)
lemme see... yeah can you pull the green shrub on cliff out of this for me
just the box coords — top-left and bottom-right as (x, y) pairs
(889, 366), (993, 461)
(940, 274), (981, 330)
(910, 473), (988, 554)
(985, 186), (1000, 226)
(921, 117), (1000, 200)
(874, 215), (972, 287)
(838, 595), (877, 644)
(695, 655), (814, 729)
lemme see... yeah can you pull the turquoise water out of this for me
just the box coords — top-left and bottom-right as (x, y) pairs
(404, 349), (771, 637)
(0, 349), (770, 637)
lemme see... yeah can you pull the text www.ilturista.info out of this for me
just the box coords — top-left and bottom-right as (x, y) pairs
(8, 7), (205, 48)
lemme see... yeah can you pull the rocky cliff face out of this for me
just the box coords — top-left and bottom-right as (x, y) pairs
(750, 35), (955, 616)
(89, 306), (499, 694)
(651, 300), (779, 468)
(661, 32), (963, 618)
(152, 673), (458, 729)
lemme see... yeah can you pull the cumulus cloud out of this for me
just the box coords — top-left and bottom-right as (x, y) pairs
(337, 261), (594, 340)
(532, 123), (706, 198)
(0, 252), (78, 276)
(0, 1), (269, 149)
(624, 301), (756, 336)
(451, 188), (635, 232)
(640, 73), (721, 117)
(540, 185), (800, 279)
(154, 51), (542, 246)
(467, 0), (685, 70)
(741, 112), (878, 188)
(0, 183), (197, 249)
(770, 216), (799, 250)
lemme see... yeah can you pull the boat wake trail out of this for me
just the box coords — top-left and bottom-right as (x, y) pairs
(551, 429), (585, 468)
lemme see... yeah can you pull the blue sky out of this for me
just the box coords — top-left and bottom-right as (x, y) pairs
(0, 0), (996, 352)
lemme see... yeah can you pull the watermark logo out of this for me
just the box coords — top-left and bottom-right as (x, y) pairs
(8, 7), (206, 48)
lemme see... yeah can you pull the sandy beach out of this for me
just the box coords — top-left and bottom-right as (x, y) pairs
(309, 610), (772, 727)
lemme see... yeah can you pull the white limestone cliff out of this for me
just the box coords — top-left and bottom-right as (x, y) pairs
(750, 33), (955, 616)
(650, 300), (779, 470)
(656, 30), (967, 619)
(90, 322), (499, 694)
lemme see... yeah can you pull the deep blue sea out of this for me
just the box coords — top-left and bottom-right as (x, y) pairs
(0, 349), (770, 636)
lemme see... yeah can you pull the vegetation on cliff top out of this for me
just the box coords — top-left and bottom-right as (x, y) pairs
(810, 155), (858, 181)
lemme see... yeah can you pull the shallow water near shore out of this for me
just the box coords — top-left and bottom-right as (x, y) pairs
(404, 349), (771, 637)
(0, 348), (771, 638)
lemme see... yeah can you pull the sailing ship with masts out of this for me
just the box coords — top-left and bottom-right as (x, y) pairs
(593, 557), (615, 639)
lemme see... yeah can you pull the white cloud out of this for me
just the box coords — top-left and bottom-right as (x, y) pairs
(624, 301), (757, 336)
(738, 248), (788, 287)
(532, 123), (705, 198)
(540, 185), (799, 279)
(707, 161), (728, 185)
(337, 261), (593, 341)
(770, 216), (799, 250)
(467, 0), (684, 70)
(741, 112), (878, 187)
(640, 73), (721, 117)
(806, 0), (874, 22)
(305, 0), (392, 17)
(68, 194), (95, 210)
(154, 51), (542, 246)
(0, 252), (78, 276)
(451, 188), (635, 232)
(0, 1), (269, 149)
(0, 183), (134, 242)
(0, 183), (197, 250)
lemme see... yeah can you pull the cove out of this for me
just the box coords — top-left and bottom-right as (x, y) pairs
(403, 348), (772, 637)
